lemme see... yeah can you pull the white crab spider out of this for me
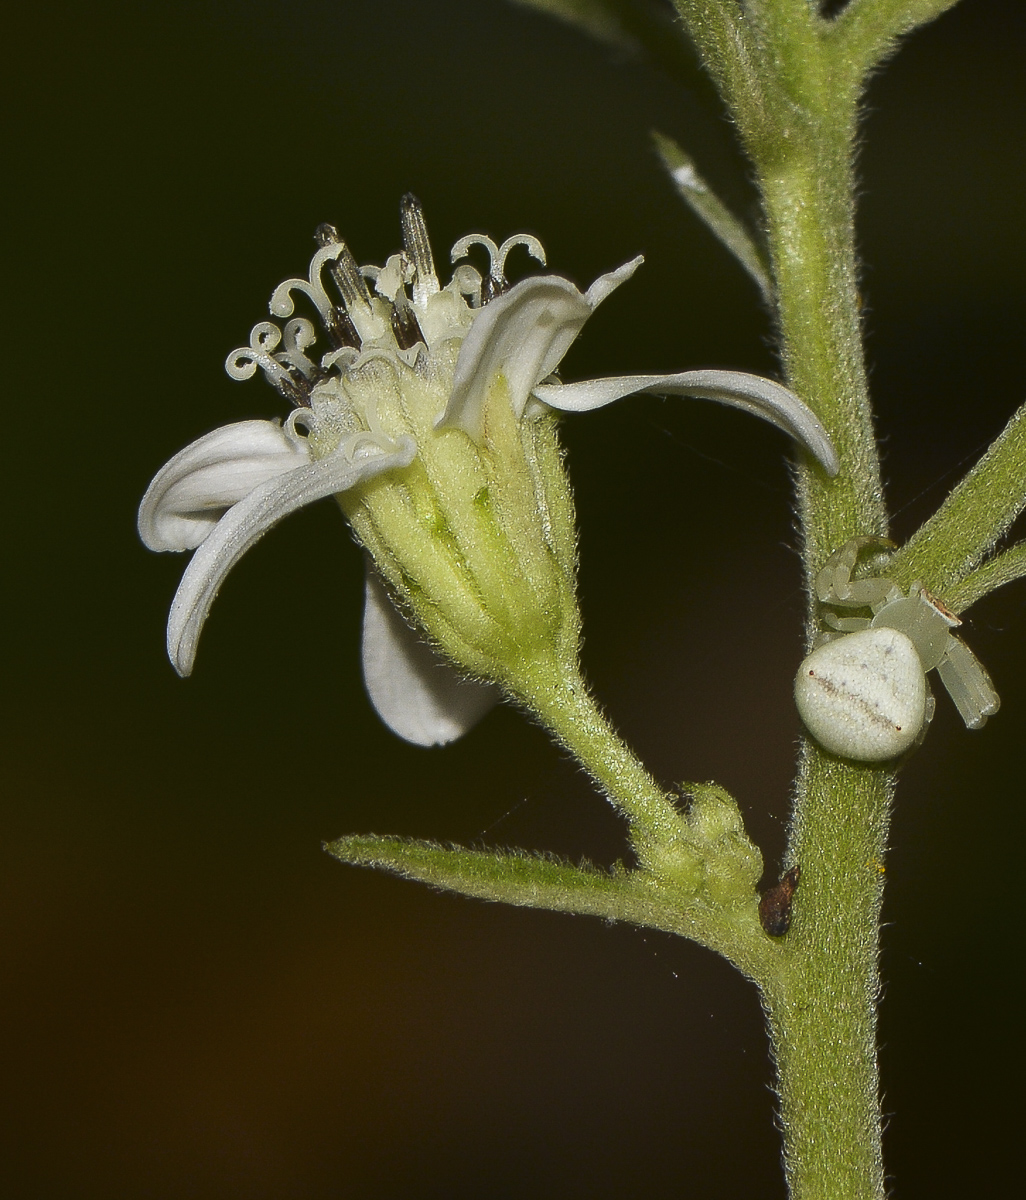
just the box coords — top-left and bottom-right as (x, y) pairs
(794, 537), (1000, 761)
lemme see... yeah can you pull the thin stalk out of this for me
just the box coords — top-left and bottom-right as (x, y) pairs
(512, 656), (681, 848)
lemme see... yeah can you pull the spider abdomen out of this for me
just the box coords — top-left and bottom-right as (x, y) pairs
(795, 627), (927, 761)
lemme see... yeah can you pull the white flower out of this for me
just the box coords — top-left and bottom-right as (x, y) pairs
(139, 196), (836, 746)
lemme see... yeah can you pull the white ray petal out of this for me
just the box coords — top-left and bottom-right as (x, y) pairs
(139, 420), (311, 552)
(361, 569), (500, 746)
(533, 369), (839, 476)
(439, 258), (643, 441)
(167, 439), (415, 676)
(584, 255), (645, 307)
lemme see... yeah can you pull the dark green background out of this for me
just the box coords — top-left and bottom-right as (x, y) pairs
(5, 1), (1024, 1195)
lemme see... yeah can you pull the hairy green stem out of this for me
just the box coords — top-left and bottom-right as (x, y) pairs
(512, 656), (682, 848)
(670, 4), (923, 1195)
(832, 0), (966, 77)
(328, 832), (780, 981)
(764, 129), (888, 580)
(888, 401), (1026, 597)
(759, 138), (890, 1200)
(948, 540), (1026, 611)
(763, 751), (893, 1200)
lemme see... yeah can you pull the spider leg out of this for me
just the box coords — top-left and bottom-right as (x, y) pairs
(823, 613), (872, 633)
(815, 536), (898, 607)
(935, 636), (1001, 730)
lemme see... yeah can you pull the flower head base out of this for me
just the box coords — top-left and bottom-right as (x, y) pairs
(139, 196), (837, 745)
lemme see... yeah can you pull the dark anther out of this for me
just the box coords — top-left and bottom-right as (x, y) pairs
(399, 193), (437, 289)
(315, 222), (341, 246)
(315, 223), (372, 309)
(391, 300), (425, 351)
(274, 370), (313, 409)
(759, 865), (801, 937)
(481, 274), (508, 304)
(325, 306), (362, 351)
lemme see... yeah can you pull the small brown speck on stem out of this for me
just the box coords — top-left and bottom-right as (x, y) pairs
(760, 865), (801, 937)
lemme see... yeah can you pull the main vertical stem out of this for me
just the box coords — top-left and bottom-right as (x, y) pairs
(751, 44), (892, 1200)
(673, 4), (967, 1195)
(763, 754), (893, 1200)
(758, 106), (888, 563)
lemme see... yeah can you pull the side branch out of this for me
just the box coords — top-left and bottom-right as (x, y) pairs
(326, 834), (777, 981)
(889, 401), (1026, 598)
(328, 834), (638, 919)
(947, 541), (1026, 613)
(830, 0), (965, 78)
(671, 0), (774, 142)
